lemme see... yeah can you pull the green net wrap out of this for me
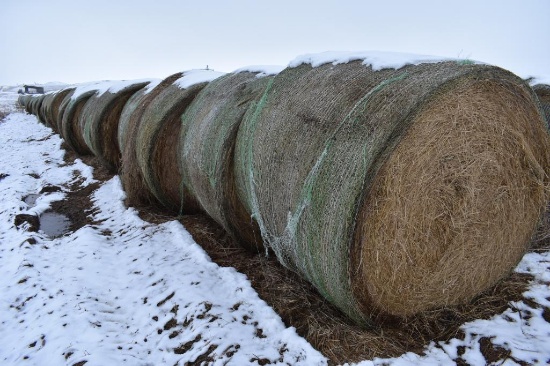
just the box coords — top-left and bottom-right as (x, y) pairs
(179, 72), (273, 250)
(135, 78), (206, 211)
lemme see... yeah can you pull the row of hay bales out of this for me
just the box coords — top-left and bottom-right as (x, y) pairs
(18, 60), (550, 326)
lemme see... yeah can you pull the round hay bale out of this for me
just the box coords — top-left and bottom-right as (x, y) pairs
(234, 60), (550, 324)
(135, 71), (222, 211)
(26, 95), (41, 116)
(533, 84), (550, 124)
(17, 94), (29, 108)
(120, 73), (185, 208)
(33, 94), (46, 120)
(32, 96), (42, 117)
(179, 72), (271, 250)
(31, 95), (42, 115)
(117, 80), (161, 152)
(118, 87), (151, 154)
(51, 88), (76, 134)
(39, 92), (57, 128)
(37, 93), (48, 123)
(79, 81), (150, 171)
(60, 90), (97, 155)
(24, 96), (34, 114)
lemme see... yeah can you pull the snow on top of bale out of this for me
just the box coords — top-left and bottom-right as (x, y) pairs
(173, 70), (226, 90)
(233, 65), (285, 77)
(288, 50), (480, 70)
(70, 79), (157, 100)
(142, 79), (163, 94)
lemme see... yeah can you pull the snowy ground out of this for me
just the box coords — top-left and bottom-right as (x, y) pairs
(1, 93), (550, 365)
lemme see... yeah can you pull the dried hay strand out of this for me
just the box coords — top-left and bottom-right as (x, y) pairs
(234, 60), (550, 325)
(135, 73), (210, 212)
(80, 81), (150, 171)
(179, 72), (270, 251)
(533, 83), (550, 124)
(60, 90), (96, 155)
(119, 72), (184, 208)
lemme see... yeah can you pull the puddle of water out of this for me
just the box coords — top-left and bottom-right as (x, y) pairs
(23, 194), (41, 207)
(39, 212), (71, 238)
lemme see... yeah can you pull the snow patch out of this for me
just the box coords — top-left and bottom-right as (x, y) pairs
(289, 50), (479, 70)
(233, 65), (285, 77)
(142, 78), (163, 94)
(173, 69), (226, 89)
(70, 78), (156, 100)
(0, 106), (326, 365)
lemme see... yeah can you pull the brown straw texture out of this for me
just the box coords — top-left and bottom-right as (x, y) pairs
(353, 76), (550, 318)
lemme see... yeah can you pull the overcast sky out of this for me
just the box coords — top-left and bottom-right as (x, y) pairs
(1, 0), (548, 85)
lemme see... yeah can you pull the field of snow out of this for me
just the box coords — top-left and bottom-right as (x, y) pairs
(1, 92), (550, 365)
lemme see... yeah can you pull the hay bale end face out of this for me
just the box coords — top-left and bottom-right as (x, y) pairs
(234, 60), (550, 324)
(180, 71), (271, 250)
(80, 81), (150, 171)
